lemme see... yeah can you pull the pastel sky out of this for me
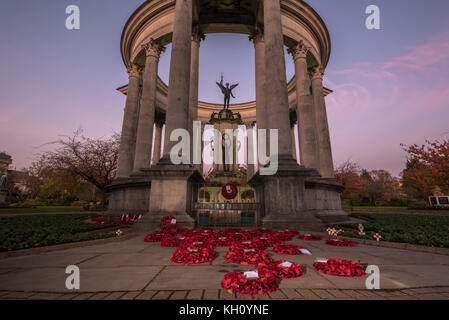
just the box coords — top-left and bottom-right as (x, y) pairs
(1, 0), (449, 176)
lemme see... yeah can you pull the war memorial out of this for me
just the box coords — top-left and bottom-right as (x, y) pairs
(106, 0), (348, 230)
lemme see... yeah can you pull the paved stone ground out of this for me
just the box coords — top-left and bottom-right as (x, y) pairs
(1, 235), (449, 300)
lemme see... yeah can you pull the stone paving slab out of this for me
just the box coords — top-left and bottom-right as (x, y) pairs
(1, 287), (448, 300)
(1, 235), (449, 299)
(135, 290), (157, 300)
(145, 265), (224, 290)
(186, 289), (203, 300)
(169, 290), (188, 300)
(0, 266), (162, 292)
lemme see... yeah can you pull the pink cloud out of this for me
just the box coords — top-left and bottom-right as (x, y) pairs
(325, 30), (449, 175)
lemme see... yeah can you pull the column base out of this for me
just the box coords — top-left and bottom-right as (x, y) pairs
(249, 156), (324, 232)
(135, 159), (204, 232)
(104, 175), (151, 218)
(304, 177), (350, 223)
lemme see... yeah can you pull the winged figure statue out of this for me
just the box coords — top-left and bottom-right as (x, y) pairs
(216, 74), (239, 109)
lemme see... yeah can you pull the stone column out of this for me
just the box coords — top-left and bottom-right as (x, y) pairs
(116, 64), (141, 178)
(189, 26), (204, 164)
(151, 121), (163, 165)
(263, 0), (294, 160)
(248, 0), (322, 231)
(161, 0), (193, 162)
(288, 41), (319, 169)
(311, 66), (334, 178)
(133, 39), (165, 172)
(249, 27), (267, 164)
(143, 0), (201, 230)
(246, 122), (255, 178)
(290, 121), (297, 161)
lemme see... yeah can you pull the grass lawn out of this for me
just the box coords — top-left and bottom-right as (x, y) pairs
(343, 206), (449, 214)
(337, 213), (449, 248)
(0, 214), (116, 251)
(0, 206), (85, 214)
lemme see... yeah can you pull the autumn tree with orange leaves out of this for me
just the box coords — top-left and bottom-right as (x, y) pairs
(401, 140), (449, 199)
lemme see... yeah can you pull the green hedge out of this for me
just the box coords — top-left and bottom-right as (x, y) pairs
(337, 213), (449, 248)
(0, 214), (116, 251)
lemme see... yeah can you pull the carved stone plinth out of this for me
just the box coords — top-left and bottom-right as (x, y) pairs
(249, 157), (323, 231)
(136, 160), (204, 231)
(104, 175), (151, 217)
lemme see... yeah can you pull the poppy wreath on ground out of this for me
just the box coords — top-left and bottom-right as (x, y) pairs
(313, 259), (366, 277)
(230, 239), (266, 251)
(144, 231), (166, 242)
(256, 236), (283, 247)
(272, 244), (307, 255)
(161, 234), (181, 247)
(269, 230), (297, 242)
(297, 234), (322, 241)
(160, 215), (177, 232)
(212, 236), (233, 247)
(179, 239), (215, 250)
(256, 260), (305, 279)
(221, 269), (278, 295)
(91, 217), (116, 224)
(170, 245), (217, 264)
(248, 228), (274, 237)
(118, 213), (142, 225)
(224, 248), (272, 265)
(325, 238), (357, 247)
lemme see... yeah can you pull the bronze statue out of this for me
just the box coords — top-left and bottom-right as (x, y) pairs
(216, 73), (238, 109)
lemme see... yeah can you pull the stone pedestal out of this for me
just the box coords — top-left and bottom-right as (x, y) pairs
(249, 157), (323, 231)
(249, 159), (349, 230)
(105, 175), (151, 217)
(304, 178), (349, 223)
(136, 161), (204, 231)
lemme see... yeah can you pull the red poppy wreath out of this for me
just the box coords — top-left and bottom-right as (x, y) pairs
(144, 231), (165, 242)
(212, 236), (233, 247)
(221, 269), (278, 295)
(224, 248), (272, 265)
(313, 259), (366, 277)
(160, 234), (181, 247)
(256, 260), (305, 279)
(325, 238), (357, 247)
(230, 239), (266, 251)
(170, 245), (216, 264)
(160, 215), (177, 231)
(272, 244), (310, 255)
(297, 234), (322, 240)
(222, 182), (238, 200)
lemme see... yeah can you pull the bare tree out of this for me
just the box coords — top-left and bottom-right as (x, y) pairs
(37, 129), (120, 204)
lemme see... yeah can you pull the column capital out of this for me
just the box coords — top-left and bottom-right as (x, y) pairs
(126, 64), (142, 78)
(287, 40), (309, 61)
(192, 25), (205, 43)
(142, 39), (166, 59)
(249, 26), (264, 44)
(310, 65), (324, 81)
